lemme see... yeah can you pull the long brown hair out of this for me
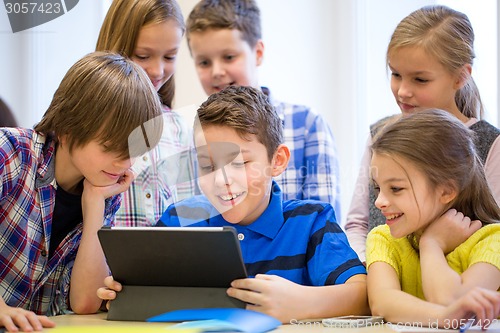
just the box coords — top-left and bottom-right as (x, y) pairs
(371, 109), (499, 225)
(96, 0), (185, 108)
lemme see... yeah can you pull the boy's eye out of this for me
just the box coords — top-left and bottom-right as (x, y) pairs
(165, 55), (176, 61)
(224, 55), (235, 61)
(134, 55), (148, 60)
(231, 161), (246, 168)
(199, 165), (214, 173)
(198, 60), (209, 67)
(415, 77), (429, 83)
(391, 72), (401, 79)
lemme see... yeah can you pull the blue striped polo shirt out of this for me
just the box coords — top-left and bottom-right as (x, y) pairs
(157, 181), (365, 286)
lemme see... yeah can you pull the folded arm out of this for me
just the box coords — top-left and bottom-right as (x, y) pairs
(420, 210), (498, 304)
(368, 261), (500, 327)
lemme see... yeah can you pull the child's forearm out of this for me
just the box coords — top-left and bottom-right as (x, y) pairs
(70, 199), (109, 314)
(369, 288), (446, 326)
(420, 240), (463, 304)
(303, 275), (370, 320)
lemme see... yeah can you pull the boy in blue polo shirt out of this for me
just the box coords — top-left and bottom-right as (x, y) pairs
(98, 86), (368, 323)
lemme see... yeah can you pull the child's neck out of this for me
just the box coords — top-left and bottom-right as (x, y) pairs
(55, 146), (84, 195)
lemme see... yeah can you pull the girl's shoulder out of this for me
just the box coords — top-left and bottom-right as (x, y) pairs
(476, 223), (500, 232)
(455, 224), (500, 270)
(475, 223), (500, 235)
(469, 120), (500, 164)
(464, 223), (500, 247)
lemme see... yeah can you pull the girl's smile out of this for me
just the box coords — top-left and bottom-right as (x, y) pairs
(371, 152), (448, 238)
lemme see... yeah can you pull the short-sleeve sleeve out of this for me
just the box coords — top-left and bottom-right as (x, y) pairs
(308, 204), (366, 286)
(467, 225), (500, 270)
(366, 225), (402, 276)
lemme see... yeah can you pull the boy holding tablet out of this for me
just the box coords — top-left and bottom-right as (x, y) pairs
(98, 86), (368, 323)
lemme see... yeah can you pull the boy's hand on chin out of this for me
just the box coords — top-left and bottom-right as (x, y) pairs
(83, 169), (136, 200)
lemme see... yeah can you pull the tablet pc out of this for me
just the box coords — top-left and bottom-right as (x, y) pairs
(97, 226), (248, 321)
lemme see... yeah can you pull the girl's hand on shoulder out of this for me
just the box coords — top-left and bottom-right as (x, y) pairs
(227, 274), (306, 323)
(439, 287), (500, 329)
(96, 276), (122, 311)
(0, 302), (55, 332)
(421, 209), (481, 254)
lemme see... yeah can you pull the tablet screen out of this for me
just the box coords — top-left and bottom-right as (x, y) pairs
(98, 226), (247, 287)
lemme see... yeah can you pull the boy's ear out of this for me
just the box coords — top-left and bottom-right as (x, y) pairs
(255, 39), (264, 66)
(454, 64), (472, 90)
(438, 182), (458, 205)
(58, 135), (67, 147)
(271, 144), (290, 177)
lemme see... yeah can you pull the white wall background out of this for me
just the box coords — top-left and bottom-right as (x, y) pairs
(0, 0), (498, 223)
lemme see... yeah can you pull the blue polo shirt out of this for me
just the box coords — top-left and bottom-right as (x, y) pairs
(157, 181), (365, 286)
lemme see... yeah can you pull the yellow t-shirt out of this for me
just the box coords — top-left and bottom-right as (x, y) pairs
(366, 224), (500, 299)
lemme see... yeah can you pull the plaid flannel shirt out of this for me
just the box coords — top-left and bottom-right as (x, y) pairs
(0, 128), (120, 315)
(263, 87), (341, 218)
(114, 107), (197, 226)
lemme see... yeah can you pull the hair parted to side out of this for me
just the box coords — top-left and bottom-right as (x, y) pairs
(371, 109), (499, 225)
(387, 5), (483, 119)
(195, 85), (282, 161)
(34, 51), (163, 159)
(96, 0), (185, 108)
(186, 0), (261, 48)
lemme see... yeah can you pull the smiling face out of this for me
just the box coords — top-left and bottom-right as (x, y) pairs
(389, 46), (464, 118)
(131, 20), (183, 91)
(57, 137), (135, 193)
(194, 125), (284, 225)
(188, 28), (263, 95)
(370, 152), (450, 238)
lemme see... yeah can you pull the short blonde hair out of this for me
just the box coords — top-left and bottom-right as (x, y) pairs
(186, 0), (261, 48)
(34, 51), (163, 159)
(96, 0), (185, 108)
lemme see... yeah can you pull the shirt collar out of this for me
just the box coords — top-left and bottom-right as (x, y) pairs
(208, 181), (284, 239)
(36, 133), (57, 188)
(237, 180), (284, 239)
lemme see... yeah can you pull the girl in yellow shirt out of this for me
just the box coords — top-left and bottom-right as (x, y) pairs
(366, 109), (500, 329)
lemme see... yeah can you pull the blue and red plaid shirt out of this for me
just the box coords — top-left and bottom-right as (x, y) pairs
(0, 128), (120, 315)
